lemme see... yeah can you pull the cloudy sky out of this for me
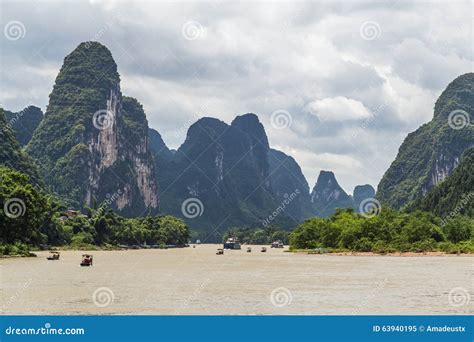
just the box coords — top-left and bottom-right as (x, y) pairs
(1, 0), (472, 192)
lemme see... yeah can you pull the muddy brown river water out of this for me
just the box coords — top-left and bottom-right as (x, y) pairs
(1, 245), (472, 315)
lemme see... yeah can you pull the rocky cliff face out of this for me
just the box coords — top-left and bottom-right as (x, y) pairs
(310, 171), (353, 217)
(156, 113), (294, 237)
(268, 149), (313, 221)
(410, 146), (474, 218)
(353, 184), (376, 212)
(26, 42), (158, 214)
(377, 73), (474, 209)
(4, 106), (43, 146)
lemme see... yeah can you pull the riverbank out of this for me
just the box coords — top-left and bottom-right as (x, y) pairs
(291, 250), (473, 256)
(1, 243), (191, 258)
(2, 245), (472, 315)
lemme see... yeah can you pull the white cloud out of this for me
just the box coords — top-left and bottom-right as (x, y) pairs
(306, 96), (372, 122)
(0, 0), (472, 192)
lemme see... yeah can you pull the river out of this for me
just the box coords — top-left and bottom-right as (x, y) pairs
(1, 245), (472, 315)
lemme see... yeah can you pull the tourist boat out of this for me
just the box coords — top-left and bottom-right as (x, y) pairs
(247, 247), (252, 253)
(216, 248), (224, 255)
(80, 254), (93, 266)
(271, 240), (284, 248)
(46, 251), (60, 260)
(223, 237), (241, 250)
(261, 247), (267, 252)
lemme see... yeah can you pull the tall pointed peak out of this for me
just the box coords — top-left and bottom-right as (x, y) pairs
(231, 113), (269, 148)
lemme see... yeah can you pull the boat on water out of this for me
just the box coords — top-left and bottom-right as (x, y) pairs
(223, 237), (241, 250)
(80, 254), (93, 267)
(271, 240), (284, 248)
(46, 251), (60, 260)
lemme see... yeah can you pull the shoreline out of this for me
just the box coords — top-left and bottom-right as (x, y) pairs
(291, 250), (474, 257)
(3, 245), (474, 258)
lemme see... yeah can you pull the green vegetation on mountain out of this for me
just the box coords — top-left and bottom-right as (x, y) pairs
(26, 42), (158, 214)
(290, 208), (474, 253)
(0, 166), (189, 256)
(4, 106), (43, 145)
(0, 109), (40, 183)
(223, 226), (289, 245)
(409, 147), (474, 218)
(0, 167), (63, 255)
(377, 73), (474, 209)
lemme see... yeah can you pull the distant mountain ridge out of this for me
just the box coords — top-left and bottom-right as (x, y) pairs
(4, 106), (43, 146)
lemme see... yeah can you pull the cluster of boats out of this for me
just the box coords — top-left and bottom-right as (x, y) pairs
(215, 238), (284, 255)
(46, 251), (93, 266)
